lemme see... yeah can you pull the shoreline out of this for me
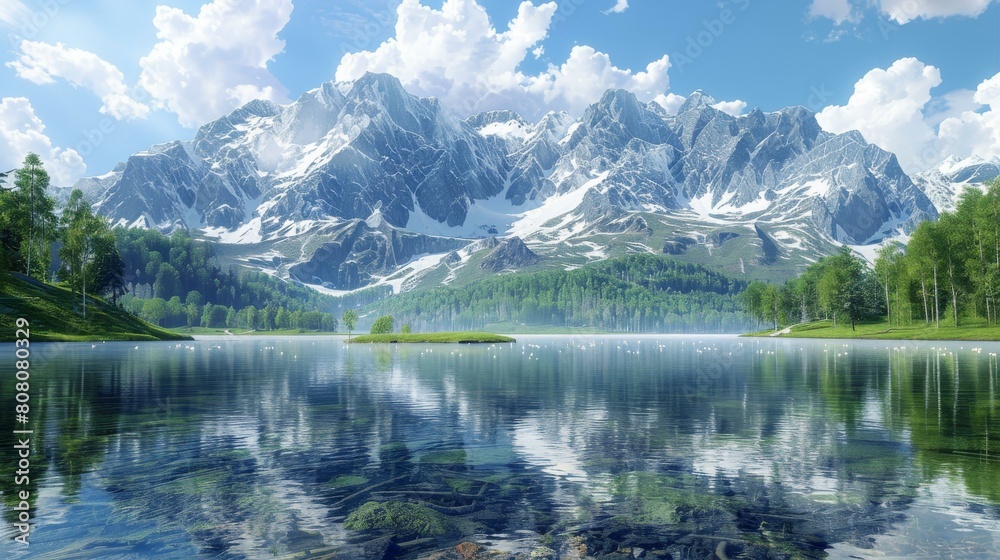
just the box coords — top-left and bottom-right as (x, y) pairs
(744, 320), (1000, 342)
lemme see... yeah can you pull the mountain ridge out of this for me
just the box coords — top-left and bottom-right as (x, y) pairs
(69, 72), (973, 295)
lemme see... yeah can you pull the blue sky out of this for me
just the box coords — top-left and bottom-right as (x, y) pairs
(1, 0), (998, 185)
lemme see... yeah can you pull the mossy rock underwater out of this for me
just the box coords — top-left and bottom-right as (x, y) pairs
(344, 501), (456, 538)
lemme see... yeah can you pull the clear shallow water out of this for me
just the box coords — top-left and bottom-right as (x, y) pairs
(1, 335), (998, 559)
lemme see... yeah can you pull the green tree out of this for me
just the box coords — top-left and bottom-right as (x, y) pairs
(874, 242), (905, 326)
(371, 315), (394, 335)
(760, 284), (781, 331)
(908, 221), (945, 328)
(60, 189), (107, 317)
(401, 324), (412, 334)
(740, 281), (768, 330)
(11, 154), (58, 279)
(141, 298), (168, 326)
(343, 309), (359, 340)
(89, 231), (127, 305)
(321, 313), (337, 332)
(153, 263), (180, 299)
(276, 307), (291, 330)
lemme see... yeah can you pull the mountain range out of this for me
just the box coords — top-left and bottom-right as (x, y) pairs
(69, 72), (998, 295)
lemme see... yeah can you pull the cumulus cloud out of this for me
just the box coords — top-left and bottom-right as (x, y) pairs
(712, 100), (748, 116)
(8, 41), (150, 120)
(878, 0), (996, 23)
(336, 0), (672, 120)
(652, 93), (687, 116)
(604, 0), (629, 15)
(138, 0), (293, 128)
(817, 58), (942, 172)
(817, 59), (1000, 172)
(0, 97), (86, 186)
(809, 0), (855, 24)
(936, 73), (1000, 162)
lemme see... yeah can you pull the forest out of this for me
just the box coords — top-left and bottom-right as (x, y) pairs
(0, 154), (346, 332)
(372, 254), (752, 333)
(743, 179), (1000, 332)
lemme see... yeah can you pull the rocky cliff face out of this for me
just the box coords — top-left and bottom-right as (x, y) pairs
(72, 73), (953, 294)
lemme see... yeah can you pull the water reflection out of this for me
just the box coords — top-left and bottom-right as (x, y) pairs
(0, 336), (998, 558)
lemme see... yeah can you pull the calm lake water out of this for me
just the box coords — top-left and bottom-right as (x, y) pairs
(2, 335), (999, 559)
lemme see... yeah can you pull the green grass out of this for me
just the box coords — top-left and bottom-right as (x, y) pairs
(0, 272), (191, 342)
(747, 319), (1000, 341)
(348, 332), (515, 344)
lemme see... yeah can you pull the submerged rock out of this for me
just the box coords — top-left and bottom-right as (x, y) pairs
(344, 501), (455, 538)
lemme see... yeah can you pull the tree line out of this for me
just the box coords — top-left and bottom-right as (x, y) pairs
(374, 254), (752, 333)
(743, 179), (1000, 330)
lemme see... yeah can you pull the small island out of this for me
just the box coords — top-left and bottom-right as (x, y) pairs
(348, 332), (515, 344)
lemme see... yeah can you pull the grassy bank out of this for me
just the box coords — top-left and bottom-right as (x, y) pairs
(746, 319), (1000, 341)
(349, 332), (515, 344)
(0, 272), (191, 342)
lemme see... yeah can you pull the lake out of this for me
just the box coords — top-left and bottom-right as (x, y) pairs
(2, 336), (998, 559)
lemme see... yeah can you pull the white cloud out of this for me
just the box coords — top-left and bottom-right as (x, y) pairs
(0, 0), (31, 29)
(604, 0), (629, 15)
(878, 0), (996, 23)
(336, 0), (672, 120)
(936, 73), (1000, 162)
(8, 41), (149, 121)
(652, 93), (687, 116)
(925, 88), (979, 127)
(138, 0), (293, 128)
(817, 58), (942, 173)
(808, 0), (996, 25)
(818, 59), (1000, 172)
(809, 0), (854, 24)
(0, 97), (86, 186)
(712, 100), (748, 116)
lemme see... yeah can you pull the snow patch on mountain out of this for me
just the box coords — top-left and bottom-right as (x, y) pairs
(913, 155), (998, 213)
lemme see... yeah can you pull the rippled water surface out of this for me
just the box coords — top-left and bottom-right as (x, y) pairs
(2, 335), (999, 558)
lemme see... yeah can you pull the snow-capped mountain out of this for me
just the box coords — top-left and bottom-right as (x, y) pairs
(913, 155), (1000, 213)
(73, 72), (942, 294)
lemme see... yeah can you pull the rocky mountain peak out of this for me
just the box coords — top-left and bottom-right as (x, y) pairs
(678, 90), (718, 114)
(481, 237), (540, 272)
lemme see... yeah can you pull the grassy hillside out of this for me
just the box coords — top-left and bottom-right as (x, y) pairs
(0, 272), (191, 342)
(748, 320), (1000, 341)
